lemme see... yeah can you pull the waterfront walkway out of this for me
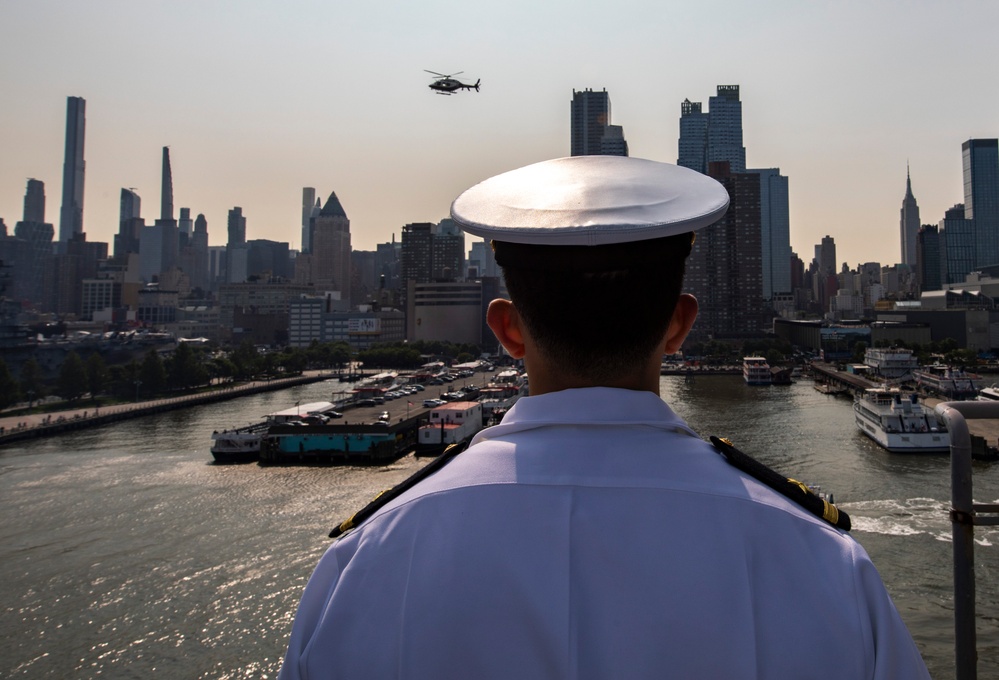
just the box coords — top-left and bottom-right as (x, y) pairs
(0, 371), (334, 447)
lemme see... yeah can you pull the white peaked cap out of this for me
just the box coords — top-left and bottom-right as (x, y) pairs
(450, 156), (730, 246)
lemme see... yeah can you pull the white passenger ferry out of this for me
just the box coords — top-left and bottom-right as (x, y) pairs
(743, 357), (771, 385)
(853, 388), (950, 453)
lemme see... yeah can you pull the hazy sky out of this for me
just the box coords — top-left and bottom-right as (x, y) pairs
(2, 1), (998, 268)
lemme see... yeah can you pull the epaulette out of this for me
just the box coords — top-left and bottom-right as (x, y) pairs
(710, 436), (851, 531)
(329, 440), (471, 538)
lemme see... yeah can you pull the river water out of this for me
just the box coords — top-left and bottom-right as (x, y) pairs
(1, 375), (997, 679)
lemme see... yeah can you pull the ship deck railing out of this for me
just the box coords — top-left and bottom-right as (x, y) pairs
(933, 400), (999, 680)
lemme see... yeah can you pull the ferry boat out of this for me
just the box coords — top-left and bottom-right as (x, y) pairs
(914, 364), (984, 401)
(863, 347), (918, 381)
(210, 422), (270, 464)
(210, 401), (341, 463)
(979, 385), (999, 401)
(743, 357), (771, 385)
(415, 401), (483, 457)
(853, 388), (950, 453)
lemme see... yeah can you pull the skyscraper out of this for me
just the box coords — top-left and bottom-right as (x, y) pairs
(749, 168), (791, 299)
(940, 204), (975, 284)
(10, 180), (54, 307)
(571, 88), (611, 157)
(599, 125), (629, 157)
(178, 207), (193, 238)
(678, 100), (708, 173)
(190, 213), (210, 291)
(433, 219), (465, 280)
(684, 163), (764, 336)
(161, 147), (174, 222)
(401, 223), (435, 285)
(678, 86), (746, 173)
(916, 224), (941, 292)
(227, 207), (246, 245)
(226, 207), (248, 283)
(962, 138), (999, 268)
(23, 179), (45, 223)
(311, 192), (352, 301)
(120, 187), (141, 223)
(816, 235), (837, 276)
(900, 166), (920, 266)
(302, 187), (316, 253)
(115, 188), (143, 259)
(813, 235), (838, 311)
(59, 96), (86, 245)
(707, 85), (746, 172)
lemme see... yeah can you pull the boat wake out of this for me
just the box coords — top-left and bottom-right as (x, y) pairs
(842, 497), (999, 546)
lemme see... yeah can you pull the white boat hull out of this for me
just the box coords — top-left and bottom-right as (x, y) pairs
(854, 404), (950, 453)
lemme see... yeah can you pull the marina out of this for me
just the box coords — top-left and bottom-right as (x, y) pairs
(0, 374), (998, 678)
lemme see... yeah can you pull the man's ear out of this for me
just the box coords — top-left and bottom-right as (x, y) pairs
(662, 294), (698, 355)
(486, 299), (526, 359)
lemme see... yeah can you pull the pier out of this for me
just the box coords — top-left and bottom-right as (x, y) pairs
(810, 362), (876, 395)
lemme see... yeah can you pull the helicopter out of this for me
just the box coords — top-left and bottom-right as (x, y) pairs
(425, 70), (480, 95)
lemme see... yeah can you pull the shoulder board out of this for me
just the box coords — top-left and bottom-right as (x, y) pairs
(329, 440), (471, 539)
(710, 436), (851, 531)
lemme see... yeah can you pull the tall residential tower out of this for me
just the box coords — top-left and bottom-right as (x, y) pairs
(678, 86), (745, 173)
(59, 96), (86, 245)
(570, 89), (626, 157)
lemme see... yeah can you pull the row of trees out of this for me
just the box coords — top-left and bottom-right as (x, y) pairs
(355, 341), (482, 369)
(0, 337), (485, 413)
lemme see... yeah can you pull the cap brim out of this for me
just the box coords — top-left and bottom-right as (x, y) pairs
(450, 156), (730, 246)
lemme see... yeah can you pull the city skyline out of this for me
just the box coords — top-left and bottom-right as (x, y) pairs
(2, 2), (999, 267)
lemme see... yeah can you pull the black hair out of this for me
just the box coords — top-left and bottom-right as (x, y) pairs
(498, 233), (692, 383)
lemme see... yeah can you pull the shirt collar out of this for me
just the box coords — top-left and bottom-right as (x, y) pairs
(471, 387), (699, 444)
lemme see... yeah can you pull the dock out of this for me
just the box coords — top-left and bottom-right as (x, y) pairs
(810, 362), (876, 396)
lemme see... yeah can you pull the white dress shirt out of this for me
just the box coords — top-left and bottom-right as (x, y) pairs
(280, 387), (929, 679)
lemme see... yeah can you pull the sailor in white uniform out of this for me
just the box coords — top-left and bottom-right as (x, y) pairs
(279, 156), (929, 679)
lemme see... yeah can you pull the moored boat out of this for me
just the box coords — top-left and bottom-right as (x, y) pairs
(914, 364), (984, 400)
(210, 422), (270, 463)
(853, 388), (950, 453)
(210, 401), (342, 463)
(743, 357), (771, 385)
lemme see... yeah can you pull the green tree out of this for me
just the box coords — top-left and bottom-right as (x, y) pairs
(86, 352), (108, 398)
(19, 357), (45, 407)
(56, 351), (88, 402)
(0, 358), (20, 410)
(231, 339), (261, 380)
(210, 356), (236, 384)
(167, 342), (209, 390)
(140, 350), (167, 397)
(278, 347), (307, 375)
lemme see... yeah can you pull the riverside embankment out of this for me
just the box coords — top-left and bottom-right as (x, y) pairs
(0, 371), (337, 448)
